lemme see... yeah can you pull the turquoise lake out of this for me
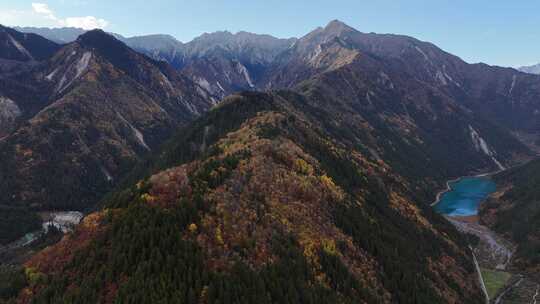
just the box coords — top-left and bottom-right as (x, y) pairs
(433, 177), (496, 216)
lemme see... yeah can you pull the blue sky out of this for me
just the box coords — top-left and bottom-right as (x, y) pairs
(1, 0), (539, 67)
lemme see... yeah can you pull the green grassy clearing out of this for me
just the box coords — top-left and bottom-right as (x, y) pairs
(481, 268), (512, 299)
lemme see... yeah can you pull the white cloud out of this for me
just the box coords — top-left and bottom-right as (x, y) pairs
(60, 16), (108, 30)
(1, 2), (110, 30)
(32, 3), (54, 18)
(0, 9), (31, 25)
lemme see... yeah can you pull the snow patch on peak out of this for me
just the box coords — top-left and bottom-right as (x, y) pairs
(56, 74), (68, 93)
(378, 71), (395, 89)
(46, 67), (60, 81)
(183, 92), (203, 113)
(435, 66), (461, 87)
(100, 166), (113, 182)
(75, 52), (92, 79)
(436, 70), (448, 86)
(469, 126), (505, 170)
(7, 34), (34, 60)
(56, 51), (92, 93)
(131, 125), (150, 150)
(117, 112), (150, 151)
(0, 96), (21, 130)
(196, 77), (212, 92)
(216, 81), (225, 92)
(159, 72), (175, 92)
(414, 46), (429, 61)
(236, 63), (255, 88)
(442, 65), (461, 87)
(509, 75), (517, 96)
(0, 96), (21, 117)
(310, 44), (323, 61)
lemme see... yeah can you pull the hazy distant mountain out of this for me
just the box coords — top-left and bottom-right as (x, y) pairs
(177, 31), (296, 98)
(519, 63), (540, 75)
(126, 31), (297, 98)
(14, 26), (86, 44)
(123, 34), (183, 55)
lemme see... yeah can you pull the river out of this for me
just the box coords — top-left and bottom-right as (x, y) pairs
(1, 211), (83, 251)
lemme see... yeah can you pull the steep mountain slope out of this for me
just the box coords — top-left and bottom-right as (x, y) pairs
(12, 23), (540, 139)
(109, 20), (540, 154)
(110, 20), (540, 144)
(9, 92), (484, 303)
(519, 63), (540, 75)
(159, 31), (297, 99)
(0, 25), (60, 62)
(265, 21), (540, 139)
(121, 34), (184, 66)
(480, 159), (540, 277)
(15, 26), (298, 99)
(0, 28), (213, 244)
(0, 26), (62, 137)
(258, 22), (532, 190)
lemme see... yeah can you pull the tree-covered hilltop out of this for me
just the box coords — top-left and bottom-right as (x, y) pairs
(2, 92), (484, 303)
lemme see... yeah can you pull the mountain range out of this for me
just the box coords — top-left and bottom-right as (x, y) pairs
(1, 21), (539, 303)
(17, 22), (540, 134)
(15, 26), (298, 99)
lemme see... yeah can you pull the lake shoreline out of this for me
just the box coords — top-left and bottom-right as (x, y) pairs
(431, 169), (503, 208)
(430, 166), (526, 303)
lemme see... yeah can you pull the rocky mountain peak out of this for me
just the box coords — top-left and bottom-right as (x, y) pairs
(288, 19), (359, 61)
(73, 28), (150, 78)
(76, 29), (127, 50)
(323, 19), (357, 35)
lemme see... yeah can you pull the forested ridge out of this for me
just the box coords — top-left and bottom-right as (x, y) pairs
(1, 92), (483, 303)
(481, 159), (540, 274)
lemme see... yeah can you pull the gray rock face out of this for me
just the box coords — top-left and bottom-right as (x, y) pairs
(0, 96), (21, 136)
(128, 31), (297, 99)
